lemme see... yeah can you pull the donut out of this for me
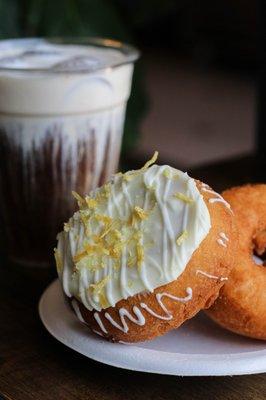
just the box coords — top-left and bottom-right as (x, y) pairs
(206, 184), (266, 340)
(55, 153), (237, 343)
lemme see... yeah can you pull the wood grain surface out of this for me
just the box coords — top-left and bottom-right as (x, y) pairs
(0, 155), (265, 400)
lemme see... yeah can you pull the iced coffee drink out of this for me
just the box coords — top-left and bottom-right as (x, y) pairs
(0, 38), (138, 267)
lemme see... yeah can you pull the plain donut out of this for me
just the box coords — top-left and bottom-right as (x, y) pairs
(206, 184), (266, 340)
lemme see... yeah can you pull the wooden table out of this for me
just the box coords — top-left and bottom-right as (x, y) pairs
(1, 155), (265, 400)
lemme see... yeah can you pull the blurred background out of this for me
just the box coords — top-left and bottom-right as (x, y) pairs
(0, 5), (265, 395)
(0, 0), (257, 170)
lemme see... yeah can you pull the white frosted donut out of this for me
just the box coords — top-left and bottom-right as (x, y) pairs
(55, 153), (237, 342)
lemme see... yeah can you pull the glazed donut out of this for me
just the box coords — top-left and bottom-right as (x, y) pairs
(206, 184), (266, 340)
(55, 153), (237, 343)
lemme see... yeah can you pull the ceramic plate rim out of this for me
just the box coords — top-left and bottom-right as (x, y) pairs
(39, 279), (266, 376)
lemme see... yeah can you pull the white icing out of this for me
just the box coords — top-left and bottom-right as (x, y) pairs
(118, 340), (134, 345)
(201, 187), (232, 211)
(57, 164), (211, 311)
(140, 302), (172, 321)
(71, 299), (86, 323)
(92, 329), (104, 337)
(94, 312), (108, 334)
(95, 287), (192, 335)
(217, 232), (229, 248)
(155, 287), (193, 318)
(58, 165), (210, 311)
(217, 238), (227, 248)
(104, 306), (145, 333)
(220, 232), (229, 241)
(196, 269), (228, 281)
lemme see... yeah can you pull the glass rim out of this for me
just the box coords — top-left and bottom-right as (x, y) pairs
(0, 36), (140, 74)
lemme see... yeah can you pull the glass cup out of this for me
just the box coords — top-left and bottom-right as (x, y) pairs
(0, 37), (139, 267)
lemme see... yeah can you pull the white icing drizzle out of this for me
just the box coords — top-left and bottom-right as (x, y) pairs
(201, 186), (232, 211)
(71, 299), (86, 324)
(217, 238), (227, 248)
(155, 287), (193, 316)
(140, 303), (172, 320)
(95, 288), (192, 335)
(220, 232), (229, 241)
(104, 306), (145, 333)
(118, 340), (134, 345)
(92, 329), (104, 337)
(196, 269), (228, 281)
(140, 287), (192, 320)
(136, 290), (149, 301)
(57, 164), (211, 312)
(94, 312), (108, 334)
(217, 232), (229, 248)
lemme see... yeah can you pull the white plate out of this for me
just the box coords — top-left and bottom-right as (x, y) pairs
(39, 280), (266, 376)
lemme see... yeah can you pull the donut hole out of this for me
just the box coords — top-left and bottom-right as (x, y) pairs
(253, 229), (266, 266)
(253, 253), (265, 266)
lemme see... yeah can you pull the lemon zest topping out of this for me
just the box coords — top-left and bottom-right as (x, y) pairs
(163, 168), (172, 179)
(101, 247), (110, 256)
(99, 220), (119, 239)
(103, 184), (111, 198)
(54, 248), (62, 272)
(99, 292), (110, 308)
(95, 214), (112, 225)
(85, 197), (98, 209)
(134, 231), (144, 268)
(136, 243), (144, 268)
(94, 184), (111, 203)
(127, 255), (137, 267)
(146, 183), (156, 191)
(82, 258), (97, 271)
(134, 231), (143, 241)
(123, 173), (135, 182)
(64, 222), (70, 232)
(73, 251), (86, 263)
(109, 238), (125, 258)
(89, 275), (110, 295)
(173, 192), (194, 204)
(141, 151), (158, 170)
(72, 191), (85, 205)
(134, 206), (149, 220)
(79, 212), (90, 235)
(89, 276), (110, 308)
(122, 151), (159, 183)
(176, 230), (188, 246)
(113, 229), (122, 240)
(73, 243), (110, 263)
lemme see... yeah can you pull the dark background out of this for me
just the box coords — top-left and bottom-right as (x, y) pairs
(0, 4), (266, 399)
(0, 0), (259, 167)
